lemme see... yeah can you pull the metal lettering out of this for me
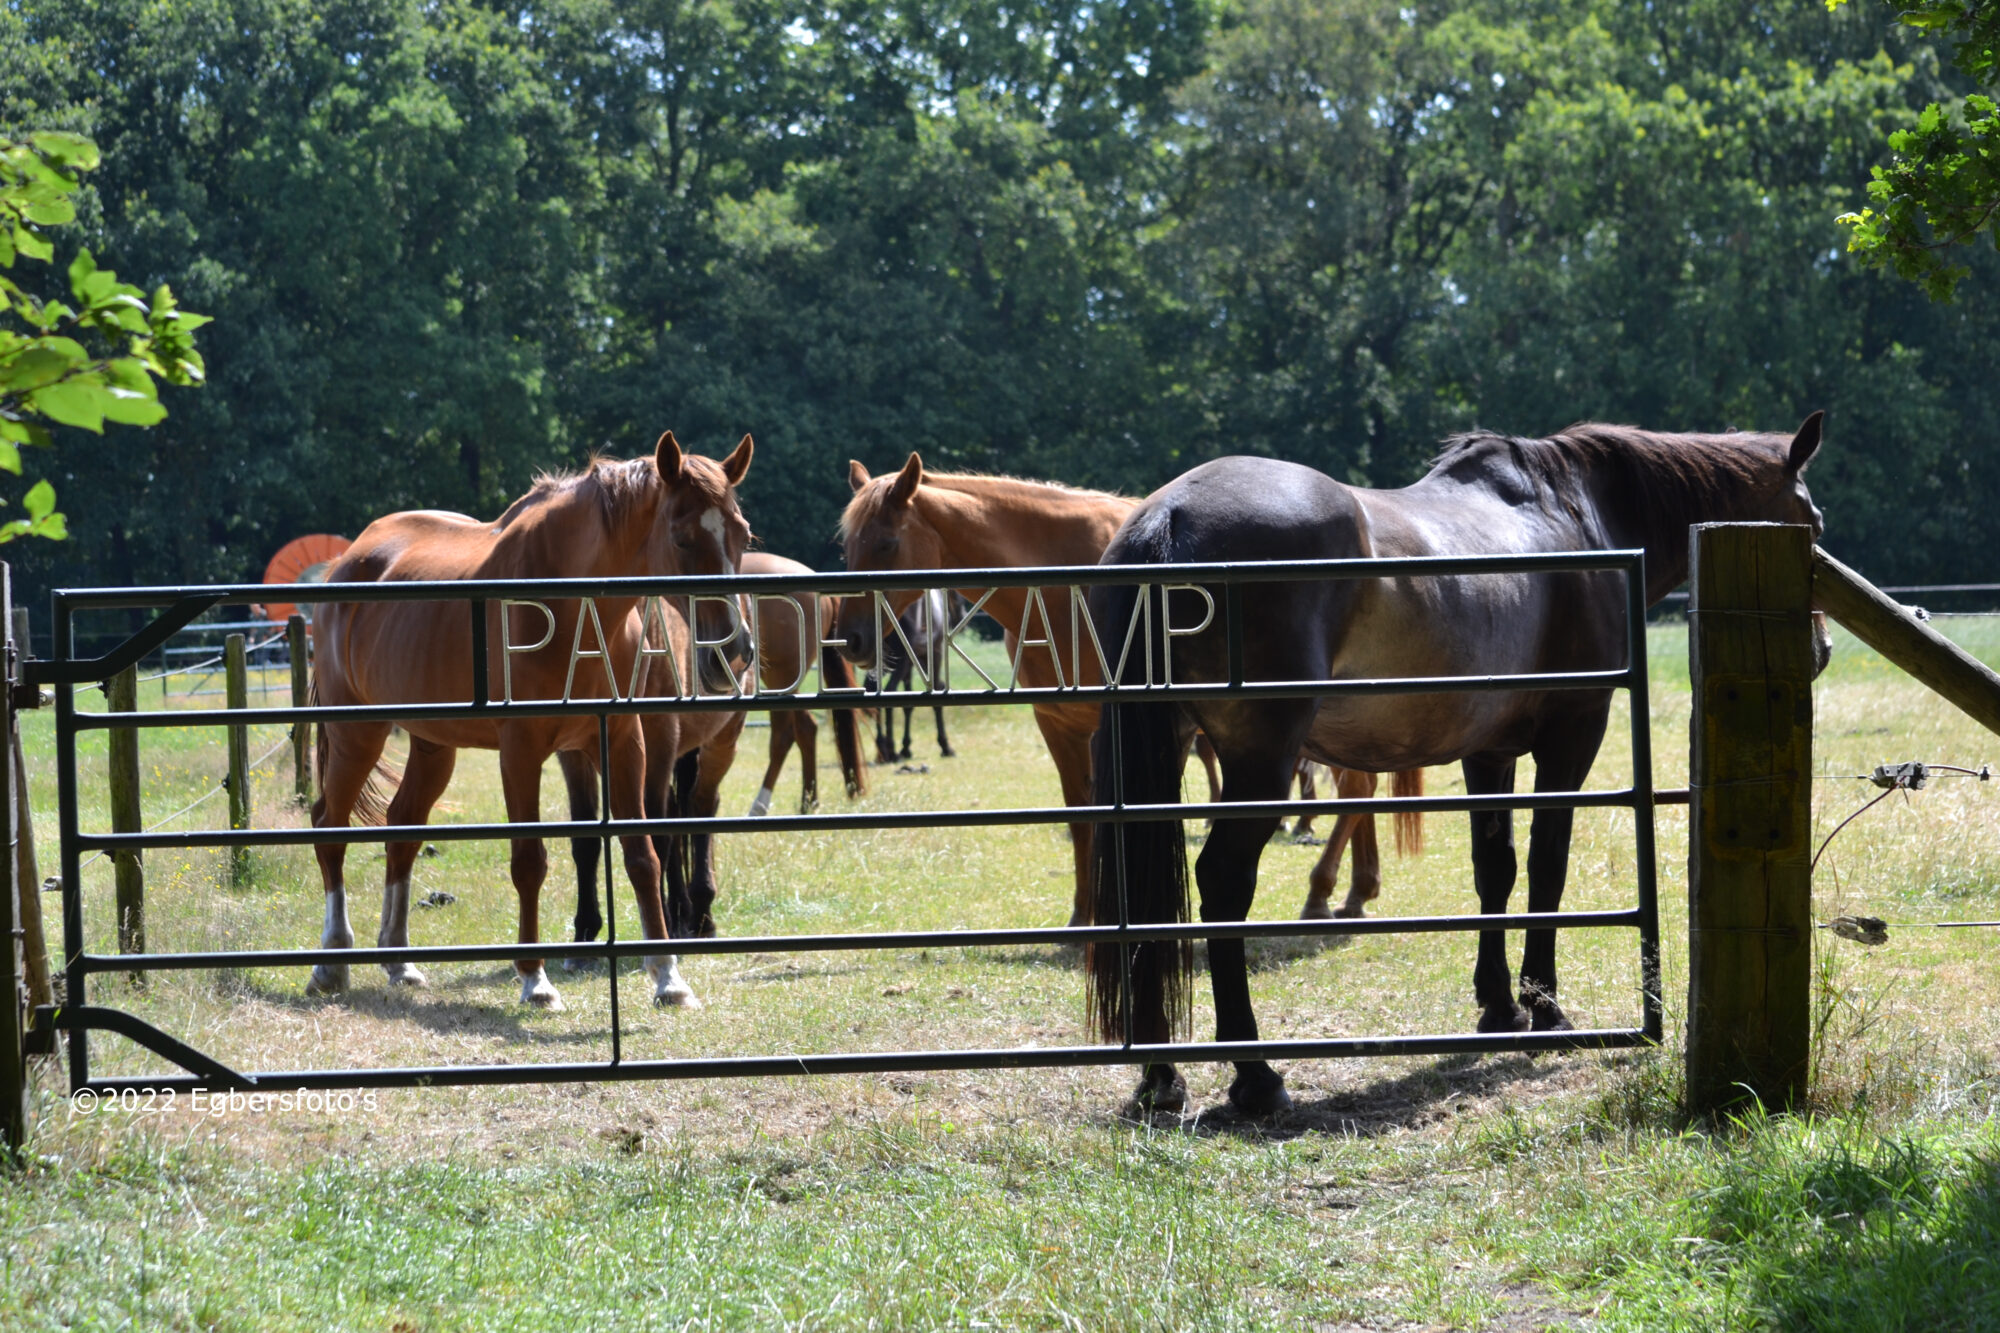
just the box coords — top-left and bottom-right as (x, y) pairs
(561, 598), (622, 704)
(500, 600), (556, 704)
(1161, 584), (1215, 687)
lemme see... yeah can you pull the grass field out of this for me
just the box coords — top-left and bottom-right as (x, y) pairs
(6, 619), (2000, 1329)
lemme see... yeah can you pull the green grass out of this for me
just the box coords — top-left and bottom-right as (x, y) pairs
(7, 620), (2000, 1328)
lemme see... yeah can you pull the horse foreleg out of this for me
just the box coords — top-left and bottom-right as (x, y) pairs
(610, 720), (689, 1008)
(1198, 750), (1297, 1117)
(498, 733), (561, 1010)
(686, 716), (743, 937)
(379, 737), (457, 988)
(749, 712), (794, 818)
(555, 750), (604, 965)
(933, 705), (953, 758)
(1193, 733), (1222, 803)
(1291, 761), (1318, 838)
(1463, 753), (1524, 1032)
(308, 721), (393, 997)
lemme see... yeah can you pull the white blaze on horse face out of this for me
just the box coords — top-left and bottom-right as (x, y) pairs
(699, 507), (735, 574)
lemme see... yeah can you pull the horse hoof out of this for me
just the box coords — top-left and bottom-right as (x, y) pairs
(1299, 898), (1335, 921)
(306, 965), (349, 996)
(519, 969), (564, 1010)
(1228, 1066), (1293, 1117)
(1524, 994), (1575, 1032)
(1124, 1069), (1187, 1118)
(654, 983), (702, 1009)
(1330, 902), (1368, 920)
(561, 954), (601, 973)
(1478, 1003), (1532, 1033)
(384, 964), (428, 988)
(940, 747), (956, 758)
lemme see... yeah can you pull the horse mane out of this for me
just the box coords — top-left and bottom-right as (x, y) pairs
(838, 468), (1128, 542)
(1427, 423), (1794, 562)
(495, 452), (734, 530)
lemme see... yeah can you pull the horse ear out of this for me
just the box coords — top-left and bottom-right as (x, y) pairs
(848, 459), (871, 493)
(654, 430), (685, 482)
(887, 452), (923, 507)
(1786, 411), (1823, 474)
(721, 433), (753, 487)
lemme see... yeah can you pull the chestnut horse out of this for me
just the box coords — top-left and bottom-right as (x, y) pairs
(836, 459), (1418, 926)
(1088, 416), (1831, 1116)
(557, 551), (869, 960)
(308, 431), (754, 1011)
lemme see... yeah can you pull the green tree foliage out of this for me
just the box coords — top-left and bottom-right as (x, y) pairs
(1, 0), (1993, 594)
(1836, 0), (2000, 300)
(0, 131), (205, 543)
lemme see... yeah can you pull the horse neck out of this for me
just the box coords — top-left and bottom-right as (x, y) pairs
(1578, 434), (1792, 603)
(916, 478), (1133, 624)
(495, 473), (654, 582)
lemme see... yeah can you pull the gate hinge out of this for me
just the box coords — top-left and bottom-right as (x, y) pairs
(25, 1004), (57, 1057)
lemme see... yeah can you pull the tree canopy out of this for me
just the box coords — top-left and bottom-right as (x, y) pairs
(1, 0), (1993, 601)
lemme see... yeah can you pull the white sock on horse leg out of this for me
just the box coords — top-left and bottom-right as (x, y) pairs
(746, 786), (773, 817)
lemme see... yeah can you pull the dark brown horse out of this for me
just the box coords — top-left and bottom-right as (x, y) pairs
(309, 431), (754, 1011)
(1088, 416), (1832, 1116)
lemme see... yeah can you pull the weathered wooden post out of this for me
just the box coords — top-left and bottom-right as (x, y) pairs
(9, 608), (47, 1013)
(2, 565), (27, 1153)
(106, 663), (145, 970)
(288, 613), (310, 804)
(1686, 522), (1816, 1114)
(225, 633), (250, 885)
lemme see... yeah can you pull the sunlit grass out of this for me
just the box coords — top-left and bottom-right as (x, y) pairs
(8, 618), (2000, 1327)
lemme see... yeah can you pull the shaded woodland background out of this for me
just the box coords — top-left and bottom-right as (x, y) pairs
(3, 0), (1995, 603)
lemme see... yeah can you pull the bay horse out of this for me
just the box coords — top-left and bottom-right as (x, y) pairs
(1088, 414), (1832, 1116)
(308, 431), (754, 1011)
(836, 459), (1416, 926)
(870, 588), (957, 762)
(557, 551), (869, 961)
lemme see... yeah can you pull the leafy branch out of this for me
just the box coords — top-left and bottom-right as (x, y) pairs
(1833, 0), (2000, 300)
(0, 132), (208, 542)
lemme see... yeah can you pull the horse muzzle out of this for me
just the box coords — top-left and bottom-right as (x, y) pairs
(1810, 610), (1833, 680)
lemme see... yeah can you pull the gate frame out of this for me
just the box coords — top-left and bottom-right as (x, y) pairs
(29, 551), (1664, 1098)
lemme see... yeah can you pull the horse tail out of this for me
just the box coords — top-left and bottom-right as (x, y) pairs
(1085, 580), (1193, 1046)
(307, 674), (398, 826)
(1391, 768), (1425, 857)
(820, 641), (868, 798)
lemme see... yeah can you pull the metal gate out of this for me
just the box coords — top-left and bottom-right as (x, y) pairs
(26, 551), (1664, 1096)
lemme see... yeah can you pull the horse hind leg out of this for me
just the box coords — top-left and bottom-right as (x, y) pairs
(378, 737), (458, 988)
(748, 712), (794, 818)
(307, 721), (394, 997)
(933, 705), (952, 758)
(1517, 716), (1608, 1031)
(794, 709), (820, 812)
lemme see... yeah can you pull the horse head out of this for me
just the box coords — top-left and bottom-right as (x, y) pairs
(835, 452), (939, 668)
(651, 430), (757, 691)
(1751, 412), (1834, 678)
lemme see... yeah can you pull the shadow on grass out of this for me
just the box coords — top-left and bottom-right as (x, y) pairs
(212, 969), (616, 1050)
(1157, 1051), (1573, 1141)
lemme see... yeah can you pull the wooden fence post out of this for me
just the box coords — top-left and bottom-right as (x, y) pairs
(9, 607), (46, 1013)
(2, 563), (26, 1153)
(107, 663), (145, 971)
(288, 614), (310, 804)
(1686, 522), (1816, 1115)
(225, 633), (250, 885)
